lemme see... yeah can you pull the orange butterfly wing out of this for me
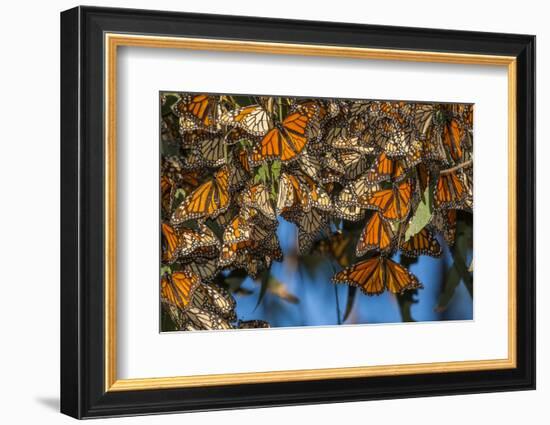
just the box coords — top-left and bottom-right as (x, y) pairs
(383, 258), (422, 294)
(356, 213), (394, 256)
(171, 167), (230, 223)
(365, 180), (412, 220)
(332, 257), (385, 295)
(161, 223), (180, 263)
(161, 270), (200, 309)
(252, 111), (312, 163)
(435, 172), (466, 208)
(443, 119), (463, 160)
(400, 228), (442, 257)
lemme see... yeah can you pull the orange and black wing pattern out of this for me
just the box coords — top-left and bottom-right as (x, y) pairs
(362, 180), (412, 221)
(435, 171), (467, 209)
(332, 256), (421, 296)
(250, 109), (316, 163)
(172, 94), (220, 132)
(171, 166), (230, 223)
(400, 228), (442, 258)
(160, 270), (201, 309)
(356, 212), (394, 256)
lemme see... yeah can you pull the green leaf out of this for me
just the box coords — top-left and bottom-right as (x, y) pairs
(343, 286), (357, 322)
(253, 163), (269, 184)
(224, 276), (247, 291)
(435, 220), (473, 312)
(404, 184), (433, 241)
(161, 94), (179, 116)
(254, 270), (271, 311)
(396, 290), (418, 322)
(271, 160), (281, 180)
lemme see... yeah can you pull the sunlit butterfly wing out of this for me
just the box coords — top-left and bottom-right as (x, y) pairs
(400, 227), (442, 257)
(332, 257), (385, 295)
(434, 171), (467, 209)
(183, 306), (233, 330)
(361, 180), (412, 221)
(220, 104), (273, 136)
(161, 223), (188, 263)
(356, 212), (394, 256)
(383, 257), (423, 293)
(171, 166), (230, 223)
(172, 94), (221, 133)
(333, 203), (365, 222)
(250, 108), (314, 163)
(160, 270), (201, 310)
(240, 183), (277, 220)
(332, 256), (421, 296)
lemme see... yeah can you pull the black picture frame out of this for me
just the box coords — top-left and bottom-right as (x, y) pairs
(60, 5), (535, 419)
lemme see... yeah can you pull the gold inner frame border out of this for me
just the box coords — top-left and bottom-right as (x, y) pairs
(104, 33), (517, 392)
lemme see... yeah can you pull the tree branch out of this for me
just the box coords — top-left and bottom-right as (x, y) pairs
(440, 159), (473, 175)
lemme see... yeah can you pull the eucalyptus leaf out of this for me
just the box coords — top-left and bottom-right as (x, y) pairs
(435, 220), (473, 311)
(404, 185), (433, 241)
(343, 286), (357, 322)
(397, 290), (417, 322)
(254, 270), (271, 311)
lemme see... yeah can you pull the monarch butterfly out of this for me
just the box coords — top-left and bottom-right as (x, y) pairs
(172, 94), (222, 133)
(434, 170), (467, 209)
(366, 152), (406, 183)
(239, 183), (277, 220)
(325, 126), (377, 155)
(337, 174), (379, 208)
(171, 166), (230, 224)
(220, 104), (273, 136)
(296, 150), (322, 181)
(160, 176), (175, 213)
(335, 150), (371, 180)
(249, 107), (318, 163)
(356, 212), (394, 256)
(276, 172), (332, 216)
(161, 223), (183, 263)
(332, 255), (422, 296)
(184, 258), (220, 283)
(333, 202), (366, 222)
(294, 209), (330, 254)
(191, 134), (227, 167)
(237, 320), (271, 329)
(183, 306), (234, 331)
(430, 208), (457, 247)
(400, 227), (442, 257)
(160, 270), (201, 310)
(161, 222), (220, 264)
(414, 104), (464, 162)
(361, 179), (413, 221)
(226, 147), (252, 193)
(220, 209), (282, 275)
(192, 283), (237, 322)
(223, 213), (252, 246)
(442, 118), (464, 161)
(185, 223), (221, 259)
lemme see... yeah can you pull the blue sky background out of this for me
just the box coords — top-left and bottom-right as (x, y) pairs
(234, 218), (473, 327)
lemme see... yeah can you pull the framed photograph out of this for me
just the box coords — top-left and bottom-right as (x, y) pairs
(60, 6), (535, 419)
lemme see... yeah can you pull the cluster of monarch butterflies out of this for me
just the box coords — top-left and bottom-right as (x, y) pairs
(160, 92), (473, 331)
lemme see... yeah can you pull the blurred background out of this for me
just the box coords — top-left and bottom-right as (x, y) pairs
(234, 217), (473, 327)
